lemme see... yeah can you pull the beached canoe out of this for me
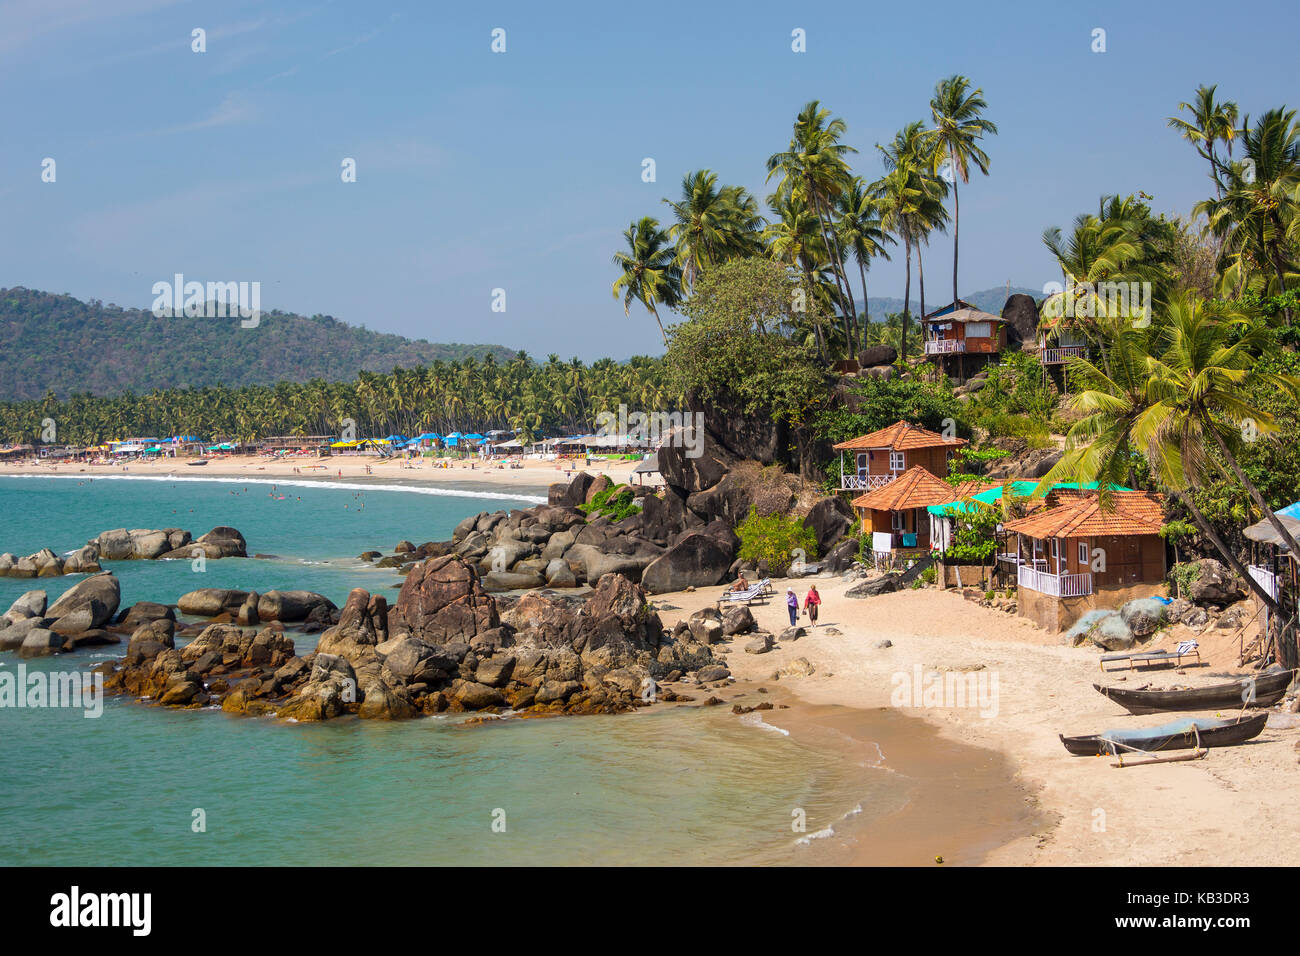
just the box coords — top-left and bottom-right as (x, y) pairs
(1093, 668), (1295, 715)
(187, 459), (209, 466)
(1059, 713), (1268, 756)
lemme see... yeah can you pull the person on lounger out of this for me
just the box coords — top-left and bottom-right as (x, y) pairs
(730, 573), (750, 593)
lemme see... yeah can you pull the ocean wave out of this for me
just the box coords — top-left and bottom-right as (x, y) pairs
(739, 712), (790, 736)
(0, 473), (546, 504)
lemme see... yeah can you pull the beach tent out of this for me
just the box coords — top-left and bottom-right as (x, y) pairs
(415, 432), (442, 442)
(445, 432), (463, 447)
(463, 433), (485, 442)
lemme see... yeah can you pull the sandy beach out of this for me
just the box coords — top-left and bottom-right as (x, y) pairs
(0, 454), (654, 493)
(652, 575), (1300, 867)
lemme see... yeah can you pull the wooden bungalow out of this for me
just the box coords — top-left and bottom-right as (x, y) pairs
(1241, 502), (1300, 658)
(1002, 490), (1168, 631)
(832, 420), (966, 493)
(922, 301), (1009, 383)
(850, 465), (960, 561)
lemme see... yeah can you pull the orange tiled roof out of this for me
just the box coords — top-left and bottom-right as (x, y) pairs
(851, 465), (958, 512)
(832, 420), (969, 452)
(1003, 490), (1165, 539)
(950, 480), (1001, 499)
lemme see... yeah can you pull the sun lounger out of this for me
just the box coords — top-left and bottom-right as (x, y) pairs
(721, 579), (773, 604)
(1100, 645), (1201, 672)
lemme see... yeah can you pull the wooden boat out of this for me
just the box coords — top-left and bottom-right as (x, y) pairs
(1060, 713), (1268, 756)
(187, 459), (209, 466)
(1093, 668), (1295, 715)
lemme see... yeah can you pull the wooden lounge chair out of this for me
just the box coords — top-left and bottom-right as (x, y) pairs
(1099, 646), (1201, 673)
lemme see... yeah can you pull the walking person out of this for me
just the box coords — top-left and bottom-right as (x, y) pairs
(803, 584), (821, 627)
(786, 587), (799, 627)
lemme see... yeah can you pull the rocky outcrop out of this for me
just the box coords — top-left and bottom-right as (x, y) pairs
(0, 544), (100, 578)
(101, 556), (724, 722)
(802, 496), (853, 556)
(0, 573), (123, 655)
(1000, 293), (1040, 347)
(256, 590), (337, 623)
(858, 345), (898, 367)
(1186, 559), (1245, 607)
(640, 533), (733, 594)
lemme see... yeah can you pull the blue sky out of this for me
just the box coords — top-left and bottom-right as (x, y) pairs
(1, 0), (1295, 360)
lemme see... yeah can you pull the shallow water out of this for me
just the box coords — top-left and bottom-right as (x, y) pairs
(0, 476), (1028, 866)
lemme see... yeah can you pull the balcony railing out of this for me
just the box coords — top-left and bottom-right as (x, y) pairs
(1039, 346), (1089, 365)
(925, 339), (965, 355)
(841, 472), (900, 491)
(1017, 564), (1093, 597)
(1249, 565), (1279, 601)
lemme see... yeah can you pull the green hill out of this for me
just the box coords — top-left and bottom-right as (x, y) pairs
(0, 288), (520, 400)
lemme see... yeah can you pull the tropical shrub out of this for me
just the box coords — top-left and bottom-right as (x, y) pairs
(737, 507), (818, 575)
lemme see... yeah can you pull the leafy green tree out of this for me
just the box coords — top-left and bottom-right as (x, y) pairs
(612, 216), (682, 345)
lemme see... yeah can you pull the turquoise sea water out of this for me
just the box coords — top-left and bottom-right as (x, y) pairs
(0, 476), (894, 866)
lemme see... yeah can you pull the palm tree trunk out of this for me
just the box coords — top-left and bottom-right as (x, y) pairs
(1202, 408), (1300, 559)
(857, 260), (871, 359)
(650, 303), (668, 347)
(810, 190), (855, 358)
(901, 235), (913, 365)
(918, 244), (927, 324)
(951, 149), (960, 306)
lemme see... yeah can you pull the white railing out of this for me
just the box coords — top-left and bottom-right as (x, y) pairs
(1249, 565), (1279, 600)
(925, 339), (965, 354)
(1039, 346), (1088, 365)
(1017, 565), (1093, 596)
(841, 472), (900, 491)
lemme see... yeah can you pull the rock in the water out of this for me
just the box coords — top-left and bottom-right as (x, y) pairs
(5, 589), (47, 623)
(17, 628), (63, 658)
(257, 590), (337, 623)
(391, 555), (500, 644)
(177, 588), (250, 617)
(46, 571), (120, 629)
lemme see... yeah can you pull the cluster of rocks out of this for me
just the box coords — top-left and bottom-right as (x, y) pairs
(98, 555), (732, 721)
(90, 526), (247, 560)
(0, 545), (100, 578)
(962, 588), (1019, 614)
(0, 527), (248, 579)
(175, 588), (339, 630)
(0, 572), (127, 657)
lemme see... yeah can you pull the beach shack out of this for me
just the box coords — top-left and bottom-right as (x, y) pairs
(1002, 490), (1167, 631)
(922, 301), (1008, 383)
(1241, 500), (1300, 652)
(832, 420), (966, 493)
(850, 465), (961, 561)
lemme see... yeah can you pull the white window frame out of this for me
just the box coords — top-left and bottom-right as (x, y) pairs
(891, 511), (906, 531)
(890, 451), (905, 472)
(1078, 542), (1089, 565)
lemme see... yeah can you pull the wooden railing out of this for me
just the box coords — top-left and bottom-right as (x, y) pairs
(925, 339), (965, 354)
(1249, 565), (1279, 600)
(1017, 564), (1093, 596)
(841, 473), (900, 491)
(1039, 346), (1089, 365)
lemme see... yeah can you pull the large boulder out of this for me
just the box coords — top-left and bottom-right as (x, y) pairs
(93, 529), (135, 560)
(390, 555), (500, 645)
(1120, 598), (1166, 639)
(129, 529), (171, 559)
(177, 588), (250, 617)
(193, 526), (247, 558)
(1187, 559), (1245, 607)
(549, 472), (595, 509)
(63, 545), (101, 574)
(858, 345), (898, 367)
(641, 533), (733, 594)
(802, 496), (854, 556)
(825, 539), (860, 574)
(4, 590), (47, 624)
(1000, 293), (1040, 347)
(45, 571), (120, 629)
(256, 590), (337, 623)
(16, 628), (63, 658)
(846, 575), (901, 598)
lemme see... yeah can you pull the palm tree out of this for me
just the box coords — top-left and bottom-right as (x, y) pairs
(767, 101), (859, 356)
(873, 123), (948, 362)
(1195, 109), (1300, 313)
(1168, 84), (1240, 197)
(1045, 295), (1300, 661)
(926, 75), (998, 306)
(663, 171), (764, 292)
(612, 216), (682, 345)
(837, 177), (894, 352)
